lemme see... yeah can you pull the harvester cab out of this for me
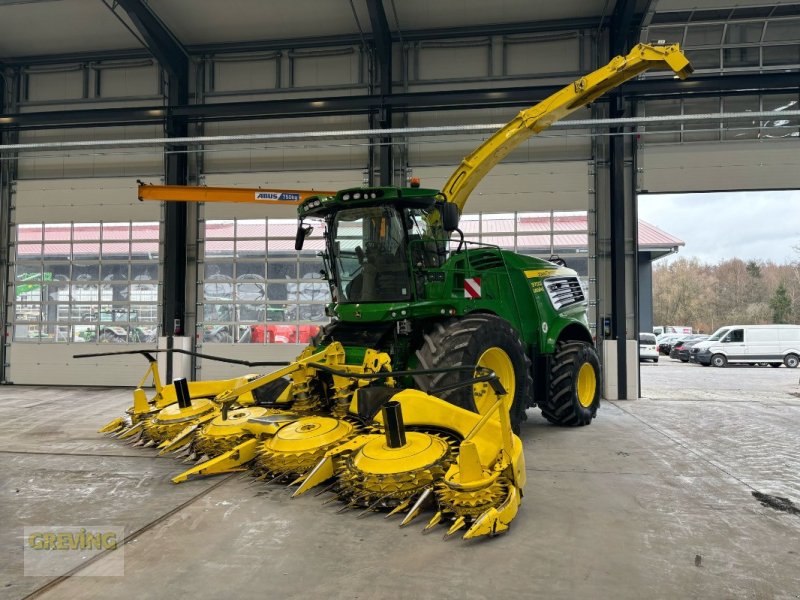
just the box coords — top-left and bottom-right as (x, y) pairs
(92, 43), (692, 540)
(295, 186), (453, 303)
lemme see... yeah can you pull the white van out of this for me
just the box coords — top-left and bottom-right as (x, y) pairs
(689, 325), (800, 368)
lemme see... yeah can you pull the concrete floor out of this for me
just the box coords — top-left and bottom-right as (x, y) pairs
(2, 362), (799, 600)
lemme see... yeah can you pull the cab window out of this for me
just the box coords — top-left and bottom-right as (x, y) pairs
(723, 329), (744, 343)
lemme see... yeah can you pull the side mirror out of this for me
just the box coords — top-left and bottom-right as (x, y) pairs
(440, 202), (460, 232)
(295, 224), (313, 251)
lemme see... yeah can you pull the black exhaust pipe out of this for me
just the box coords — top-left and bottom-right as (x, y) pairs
(382, 400), (406, 448)
(174, 378), (192, 409)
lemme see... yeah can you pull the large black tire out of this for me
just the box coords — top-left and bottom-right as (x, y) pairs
(413, 315), (531, 434)
(784, 354), (799, 369)
(540, 341), (600, 426)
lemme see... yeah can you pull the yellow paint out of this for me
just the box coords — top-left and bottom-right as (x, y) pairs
(474, 347), (515, 417)
(524, 268), (573, 278)
(441, 44), (691, 212)
(577, 363), (597, 408)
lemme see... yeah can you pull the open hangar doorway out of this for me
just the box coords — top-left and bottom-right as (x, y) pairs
(635, 189), (800, 398)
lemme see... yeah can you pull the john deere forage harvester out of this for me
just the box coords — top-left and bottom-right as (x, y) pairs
(98, 44), (692, 539)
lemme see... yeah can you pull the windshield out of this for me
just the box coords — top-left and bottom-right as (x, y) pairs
(332, 206), (411, 302)
(707, 327), (730, 342)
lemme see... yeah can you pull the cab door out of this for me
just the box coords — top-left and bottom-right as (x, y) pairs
(721, 328), (746, 361)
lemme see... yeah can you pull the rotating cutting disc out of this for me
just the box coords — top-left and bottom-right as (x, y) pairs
(143, 398), (217, 443)
(255, 416), (356, 479)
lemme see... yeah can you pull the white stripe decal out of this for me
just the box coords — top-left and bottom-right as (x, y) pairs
(464, 277), (481, 298)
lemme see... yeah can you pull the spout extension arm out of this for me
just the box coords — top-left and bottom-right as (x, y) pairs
(441, 43), (692, 212)
(137, 183), (335, 205)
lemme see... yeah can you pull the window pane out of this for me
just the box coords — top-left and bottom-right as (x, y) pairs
(236, 219), (266, 238)
(685, 24), (723, 46)
(132, 222), (159, 240)
(763, 44), (800, 66)
(763, 19), (800, 42)
(723, 47), (760, 68)
(268, 261), (297, 279)
(236, 238), (267, 255)
(725, 22), (764, 44)
(12, 221), (160, 343)
(43, 224), (69, 241)
(206, 220), (234, 238)
(648, 26), (685, 44)
(102, 222), (130, 240)
(723, 95), (760, 139)
(685, 48), (720, 70)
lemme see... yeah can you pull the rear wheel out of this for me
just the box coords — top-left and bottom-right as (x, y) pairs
(540, 341), (600, 426)
(414, 315), (531, 434)
(711, 354), (727, 368)
(784, 354), (799, 368)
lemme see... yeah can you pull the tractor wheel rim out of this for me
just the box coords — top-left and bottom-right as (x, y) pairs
(474, 347), (515, 416)
(577, 363), (596, 408)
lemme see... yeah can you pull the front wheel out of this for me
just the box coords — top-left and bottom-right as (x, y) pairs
(414, 315), (531, 434)
(711, 354), (727, 368)
(784, 354), (799, 369)
(540, 341), (601, 426)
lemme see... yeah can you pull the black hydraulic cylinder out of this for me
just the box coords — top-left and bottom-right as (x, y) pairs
(382, 400), (406, 448)
(174, 378), (192, 409)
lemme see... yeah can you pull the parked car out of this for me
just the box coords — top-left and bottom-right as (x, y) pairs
(690, 325), (800, 367)
(671, 336), (709, 362)
(657, 334), (683, 355)
(639, 332), (659, 363)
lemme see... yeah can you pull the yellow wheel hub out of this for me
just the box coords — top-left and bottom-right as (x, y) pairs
(577, 363), (597, 408)
(474, 347), (515, 415)
(255, 416), (355, 478)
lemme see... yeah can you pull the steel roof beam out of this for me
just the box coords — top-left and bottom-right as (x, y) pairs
(366, 0), (393, 185)
(114, 0), (188, 80)
(610, 0), (638, 57)
(2, 71), (797, 131)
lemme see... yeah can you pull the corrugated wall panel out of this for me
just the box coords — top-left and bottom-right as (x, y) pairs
(406, 106), (592, 166)
(17, 125), (163, 180)
(197, 343), (303, 380)
(640, 140), (800, 193)
(411, 161), (589, 212)
(7, 343), (154, 386)
(14, 177), (160, 222)
(9, 178), (161, 385)
(201, 116), (370, 173)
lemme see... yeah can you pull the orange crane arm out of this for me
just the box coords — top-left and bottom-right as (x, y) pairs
(137, 183), (336, 206)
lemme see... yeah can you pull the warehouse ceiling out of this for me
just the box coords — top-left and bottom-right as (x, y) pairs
(0, 0), (633, 60)
(1, 1), (799, 63)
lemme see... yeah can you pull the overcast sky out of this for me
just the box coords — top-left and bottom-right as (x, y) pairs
(638, 191), (800, 265)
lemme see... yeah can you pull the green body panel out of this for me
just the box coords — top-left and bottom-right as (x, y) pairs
(299, 186), (593, 368)
(332, 248), (591, 357)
